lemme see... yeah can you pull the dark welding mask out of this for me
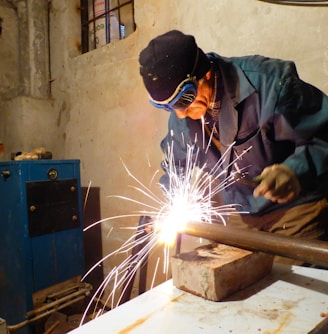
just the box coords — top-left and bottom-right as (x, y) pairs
(149, 77), (198, 112)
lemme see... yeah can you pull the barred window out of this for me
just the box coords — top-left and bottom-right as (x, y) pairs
(80, 0), (135, 53)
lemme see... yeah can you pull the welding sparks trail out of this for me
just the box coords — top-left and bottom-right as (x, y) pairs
(81, 130), (252, 323)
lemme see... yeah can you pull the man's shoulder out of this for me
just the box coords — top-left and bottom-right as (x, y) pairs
(208, 52), (297, 78)
(234, 55), (295, 73)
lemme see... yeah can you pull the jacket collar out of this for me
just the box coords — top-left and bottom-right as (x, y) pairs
(212, 54), (256, 106)
(209, 54), (256, 146)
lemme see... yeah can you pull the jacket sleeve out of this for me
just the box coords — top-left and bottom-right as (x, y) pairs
(274, 62), (328, 195)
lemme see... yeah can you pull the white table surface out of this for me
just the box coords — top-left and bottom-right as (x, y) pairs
(70, 263), (328, 333)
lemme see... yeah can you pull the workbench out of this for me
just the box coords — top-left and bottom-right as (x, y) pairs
(70, 263), (328, 333)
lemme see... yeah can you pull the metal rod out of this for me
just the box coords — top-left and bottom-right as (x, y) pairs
(184, 222), (328, 268)
(26, 284), (92, 318)
(8, 283), (92, 332)
(7, 295), (86, 332)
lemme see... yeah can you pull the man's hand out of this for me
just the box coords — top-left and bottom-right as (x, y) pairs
(253, 164), (301, 203)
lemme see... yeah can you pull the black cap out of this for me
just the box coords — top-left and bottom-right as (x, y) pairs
(139, 30), (211, 101)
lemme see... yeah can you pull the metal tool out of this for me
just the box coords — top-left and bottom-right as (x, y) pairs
(183, 221), (328, 268)
(232, 172), (263, 188)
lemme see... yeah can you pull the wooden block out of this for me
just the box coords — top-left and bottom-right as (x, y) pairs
(171, 243), (273, 301)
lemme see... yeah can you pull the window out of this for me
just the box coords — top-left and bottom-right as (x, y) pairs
(80, 0), (135, 53)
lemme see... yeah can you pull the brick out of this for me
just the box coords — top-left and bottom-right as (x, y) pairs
(171, 243), (273, 301)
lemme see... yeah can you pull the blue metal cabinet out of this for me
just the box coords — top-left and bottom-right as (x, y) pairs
(0, 160), (85, 334)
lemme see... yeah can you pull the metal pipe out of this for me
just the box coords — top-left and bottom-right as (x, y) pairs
(7, 295), (86, 332)
(26, 284), (92, 318)
(8, 283), (92, 332)
(184, 222), (328, 268)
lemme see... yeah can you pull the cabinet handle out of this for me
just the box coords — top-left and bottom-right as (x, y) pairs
(30, 205), (37, 212)
(1, 170), (10, 180)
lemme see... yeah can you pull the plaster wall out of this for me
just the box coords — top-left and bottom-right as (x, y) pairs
(0, 4), (19, 101)
(0, 0), (56, 157)
(1, 96), (56, 152)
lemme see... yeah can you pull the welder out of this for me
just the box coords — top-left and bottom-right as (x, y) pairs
(138, 30), (328, 257)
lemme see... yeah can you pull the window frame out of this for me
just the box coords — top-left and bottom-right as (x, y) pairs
(80, 0), (135, 53)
